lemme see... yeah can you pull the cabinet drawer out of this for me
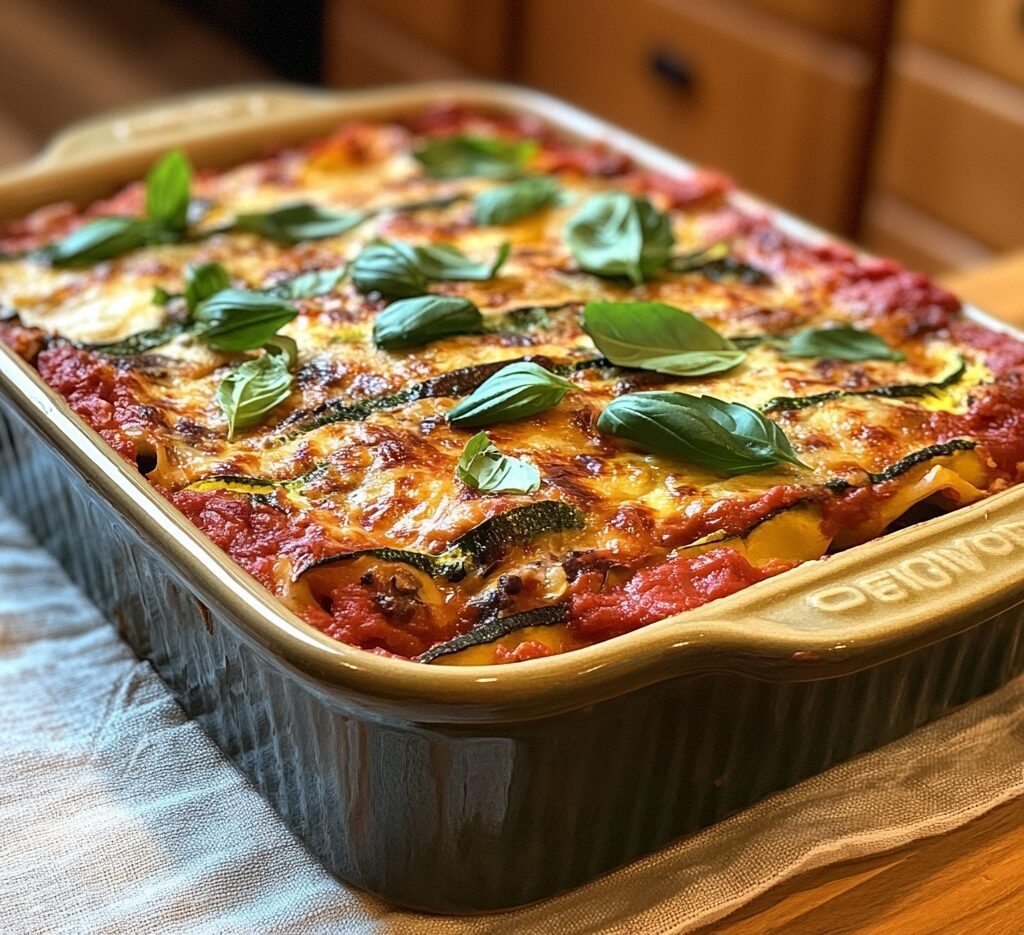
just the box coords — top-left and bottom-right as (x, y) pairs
(875, 44), (1024, 250)
(861, 193), (992, 276)
(901, 0), (1024, 88)
(742, 0), (890, 47)
(324, 1), (476, 87)
(521, 0), (873, 233)
(349, 0), (510, 76)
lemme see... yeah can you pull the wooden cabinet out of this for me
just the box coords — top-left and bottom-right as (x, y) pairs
(901, 0), (1024, 89)
(521, 0), (875, 233)
(323, 0), (511, 87)
(0, 0), (268, 168)
(865, 5), (1024, 270)
(861, 193), (993, 276)
(872, 45), (1024, 251)
(741, 0), (890, 48)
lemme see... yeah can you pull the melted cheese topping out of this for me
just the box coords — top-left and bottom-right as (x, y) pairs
(1, 108), (1017, 666)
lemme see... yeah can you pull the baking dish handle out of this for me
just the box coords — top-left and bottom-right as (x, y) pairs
(661, 483), (1024, 683)
(32, 84), (337, 167)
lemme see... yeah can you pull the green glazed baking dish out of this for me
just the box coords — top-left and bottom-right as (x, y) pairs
(2, 83), (1024, 913)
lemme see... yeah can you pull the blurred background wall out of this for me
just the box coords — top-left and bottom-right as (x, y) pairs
(1, 0), (1021, 274)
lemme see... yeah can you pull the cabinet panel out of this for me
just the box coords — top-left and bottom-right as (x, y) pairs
(324, 2), (476, 87)
(742, 0), (890, 47)
(901, 0), (1024, 89)
(522, 0), (872, 233)
(875, 45), (1024, 250)
(355, 0), (510, 76)
(862, 193), (993, 276)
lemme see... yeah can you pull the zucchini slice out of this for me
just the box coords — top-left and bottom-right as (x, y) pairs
(83, 322), (189, 356)
(295, 501), (586, 583)
(417, 602), (569, 664)
(281, 355), (606, 437)
(762, 355), (968, 413)
(826, 438), (977, 492)
(675, 501), (829, 566)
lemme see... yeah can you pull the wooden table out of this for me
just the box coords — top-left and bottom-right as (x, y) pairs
(701, 250), (1024, 934)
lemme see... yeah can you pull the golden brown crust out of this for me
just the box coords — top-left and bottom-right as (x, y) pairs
(4, 106), (1022, 664)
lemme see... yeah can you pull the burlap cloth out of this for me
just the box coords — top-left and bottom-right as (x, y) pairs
(2, 503), (1023, 934)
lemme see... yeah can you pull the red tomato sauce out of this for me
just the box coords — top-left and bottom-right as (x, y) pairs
(631, 168), (733, 211)
(0, 320), (44, 361)
(819, 483), (897, 539)
(36, 345), (151, 463)
(950, 321), (1024, 376)
(169, 488), (334, 590)
(299, 584), (448, 658)
(568, 548), (792, 643)
(936, 382), (1024, 482)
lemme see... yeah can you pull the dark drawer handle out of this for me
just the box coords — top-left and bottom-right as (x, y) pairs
(649, 49), (694, 90)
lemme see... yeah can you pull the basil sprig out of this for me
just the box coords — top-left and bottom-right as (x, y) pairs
(145, 149), (192, 232)
(216, 338), (296, 440)
(413, 135), (537, 179)
(782, 326), (905, 362)
(598, 392), (807, 475)
(456, 432), (540, 494)
(352, 239), (510, 299)
(475, 176), (561, 225)
(193, 289), (299, 351)
(47, 217), (175, 267)
(413, 241), (510, 281)
(583, 301), (746, 376)
(352, 242), (427, 299)
(47, 150), (193, 267)
(373, 295), (483, 350)
(565, 192), (674, 285)
(447, 362), (574, 428)
(184, 261), (231, 313)
(266, 266), (347, 300)
(230, 203), (369, 243)
(90, 262), (338, 358)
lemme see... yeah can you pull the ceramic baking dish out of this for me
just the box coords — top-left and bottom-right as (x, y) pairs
(2, 83), (1024, 913)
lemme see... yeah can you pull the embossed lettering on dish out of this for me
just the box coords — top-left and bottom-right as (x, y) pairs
(807, 521), (1024, 612)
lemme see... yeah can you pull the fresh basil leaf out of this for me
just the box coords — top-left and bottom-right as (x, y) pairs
(216, 351), (293, 439)
(446, 362), (574, 428)
(565, 192), (674, 285)
(152, 285), (174, 307)
(409, 241), (510, 281)
(474, 176), (561, 225)
(47, 217), (171, 267)
(597, 392), (807, 475)
(232, 202), (369, 243)
(782, 326), (905, 362)
(352, 239), (510, 299)
(583, 301), (746, 376)
(263, 333), (299, 369)
(456, 431), (541, 494)
(352, 241), (429, 299)
(413, 135), (537, 179)
(373, 295), (483, 350)
(184, 262), (231, 314)
(145, 149), (192, 232)
(271, 267), (347, 300)
(668, 242), (769, 284)
(194, 289), (298, 351)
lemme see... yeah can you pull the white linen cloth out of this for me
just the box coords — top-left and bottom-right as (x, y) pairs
(2, 501), (1023, 935)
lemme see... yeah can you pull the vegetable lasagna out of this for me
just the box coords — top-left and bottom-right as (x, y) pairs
(2, 105), (1023, 666)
